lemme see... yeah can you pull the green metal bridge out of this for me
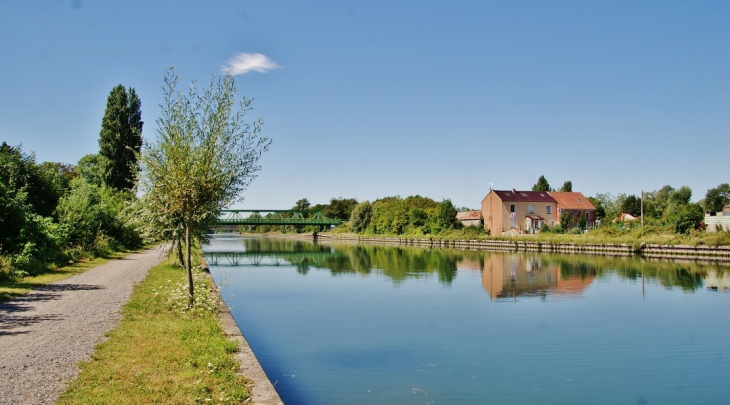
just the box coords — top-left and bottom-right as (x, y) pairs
(215, 209), (343, 227)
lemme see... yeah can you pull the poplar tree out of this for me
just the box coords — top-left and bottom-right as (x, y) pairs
(141, 67), (270, 306)
(98, 85), (143, 191)
(532, 175), (551, 192)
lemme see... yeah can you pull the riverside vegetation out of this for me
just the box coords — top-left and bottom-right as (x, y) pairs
(1, 67), (728, 401)
(2, 69), (269, 403)
(241, 176), (730, 248)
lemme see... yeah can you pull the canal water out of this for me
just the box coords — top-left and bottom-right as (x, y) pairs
(203, 235), (730, 405)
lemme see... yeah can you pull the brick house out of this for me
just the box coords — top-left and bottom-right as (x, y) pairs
(548, 192), (597, 228)
(481, 190), (558, 235)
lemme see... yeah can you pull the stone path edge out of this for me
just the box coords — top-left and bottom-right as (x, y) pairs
(202, 259), (284, 405)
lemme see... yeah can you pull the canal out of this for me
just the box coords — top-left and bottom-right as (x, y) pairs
(203, 235), (730, 404)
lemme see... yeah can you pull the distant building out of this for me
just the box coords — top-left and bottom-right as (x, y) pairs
(481, 189), (557, 235)
(456, 211), (481, 227)
(613, 213), (638, 223)
(548, 192), (597, 228)
(704, 204), (730, 233)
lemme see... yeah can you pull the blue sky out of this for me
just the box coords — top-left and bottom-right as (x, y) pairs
(1, 1), (728, 209)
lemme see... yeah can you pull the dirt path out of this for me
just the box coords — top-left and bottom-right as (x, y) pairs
(0, 246), (164, 404)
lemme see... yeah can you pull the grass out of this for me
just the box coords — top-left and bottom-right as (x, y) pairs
(0, 245), (154, 304)
(57, 258), (251, 404)
(321, 226), (730, 249)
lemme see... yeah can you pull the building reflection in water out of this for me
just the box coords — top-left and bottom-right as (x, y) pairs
(706, 270), (730, 291)
(463, 254), (596, 299)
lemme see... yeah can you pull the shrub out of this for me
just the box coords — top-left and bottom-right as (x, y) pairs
(370, 198), (409, 234)
(349, 201), (373, 233)
(541, 224), (564, 234)
(409, 207), (428, 228)
(434, 199), (457, 231)
(55, 178), (140, 259)
(675, 203), (704, 234)
(0, 183), (66, 280)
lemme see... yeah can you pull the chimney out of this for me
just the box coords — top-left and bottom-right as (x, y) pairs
(512, 188), (516, 193)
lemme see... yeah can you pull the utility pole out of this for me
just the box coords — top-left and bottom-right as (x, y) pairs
(641, 190), (644, 226)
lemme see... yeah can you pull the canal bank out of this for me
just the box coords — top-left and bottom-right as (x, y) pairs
(320, 234), (730, 261)
(201, 255), (283, 405)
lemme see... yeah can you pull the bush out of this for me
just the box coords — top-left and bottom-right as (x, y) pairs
(435, 199), (457, 231)
(541, 224), (564, 234)
(462, 225), (486, 237)
(409, 207), (428, 228)
(0, 183), (67, 280)
(675, 203), (704, 234)
(0, 214), (66, 281)
(349, 201), (373, 233)
(370, 198), (409, 234)
(55, 178), (140, 259)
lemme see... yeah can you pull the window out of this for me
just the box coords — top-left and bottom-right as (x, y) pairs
(528, 204), (534, 214)
(510, 204), (515, 213)
(546, 205), (551, 214)
(586, 212), (590, 220)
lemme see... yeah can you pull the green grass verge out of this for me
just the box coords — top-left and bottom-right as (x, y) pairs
(0, 245), (155, 304)
(57, 259), (251, 404)
(323, 227), (730, 248)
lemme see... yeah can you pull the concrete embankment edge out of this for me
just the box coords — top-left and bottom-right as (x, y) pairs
(201, 258), (284, 405)
(321, 234), (730, 262)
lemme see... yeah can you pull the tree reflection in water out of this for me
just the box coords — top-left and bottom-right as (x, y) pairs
(211, 237), (730, 295)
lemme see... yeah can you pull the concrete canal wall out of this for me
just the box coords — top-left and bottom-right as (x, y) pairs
(323, 235), (730, 261)
(200, 255), (284, 405)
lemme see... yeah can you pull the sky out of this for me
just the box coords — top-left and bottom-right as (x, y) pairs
(1, 1), (728, 210)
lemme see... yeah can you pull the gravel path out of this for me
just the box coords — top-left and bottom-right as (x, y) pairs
(0, 246), (164, 404)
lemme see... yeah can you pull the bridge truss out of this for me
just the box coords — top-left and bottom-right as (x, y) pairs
(215, 210), (342, 227)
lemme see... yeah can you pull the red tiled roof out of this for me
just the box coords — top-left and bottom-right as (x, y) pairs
(548, 192), (595, 211)
(456, 211), (481, 220)
(490, 190), (557, 203)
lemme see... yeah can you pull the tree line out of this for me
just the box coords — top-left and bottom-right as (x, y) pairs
(2, 69), (270, 309)
(244, 194), (475, 236)
(1, 85), (144, 280)
(530, 175), (726, 234)
(246, 175), (728, 238)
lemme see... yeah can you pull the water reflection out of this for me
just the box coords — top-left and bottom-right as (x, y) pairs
(203, 236), (730, 296)
(706, 270), (730, 290)
(480, 254), (595, 299)
(203, 235), (730, 405)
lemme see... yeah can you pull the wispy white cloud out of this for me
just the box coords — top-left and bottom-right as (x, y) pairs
(222, 52), (279, 75)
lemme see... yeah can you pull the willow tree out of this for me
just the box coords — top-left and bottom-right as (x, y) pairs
(141, 67), (271, 306)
